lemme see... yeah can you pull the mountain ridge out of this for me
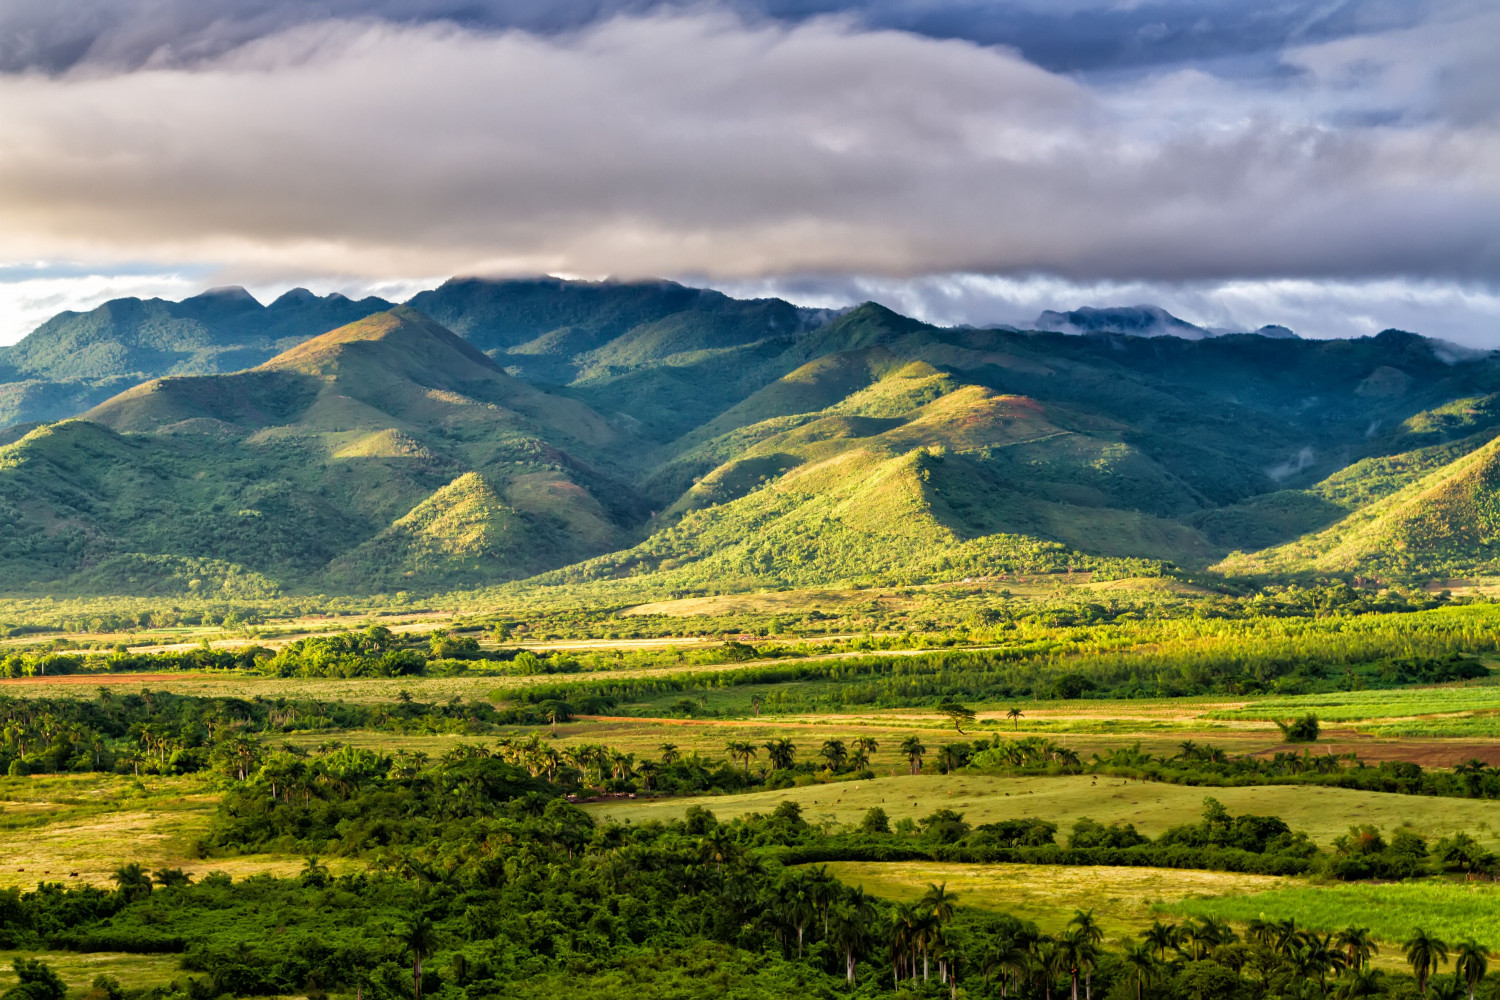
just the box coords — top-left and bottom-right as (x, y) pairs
(5, 279), (1500, 597)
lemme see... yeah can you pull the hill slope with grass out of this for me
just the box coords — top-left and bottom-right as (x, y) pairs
(0, 308), (644, 596)
(7, 279), (1500, 596)
(1219, 431), (1500, 581)
(0, 286), (393, 427)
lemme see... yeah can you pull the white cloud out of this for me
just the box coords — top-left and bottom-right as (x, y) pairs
(0, 9), (1493, 292)
(706, 273), (1500, 345)
(0, 267), (204, 346)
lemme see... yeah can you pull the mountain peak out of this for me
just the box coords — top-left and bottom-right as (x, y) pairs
(258, 305), (499, 380)
(269, 287), (317, 308)
(1034, 305), (1208, 340)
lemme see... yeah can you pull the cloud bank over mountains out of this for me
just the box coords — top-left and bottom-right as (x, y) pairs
(0, 0), (1495, 345)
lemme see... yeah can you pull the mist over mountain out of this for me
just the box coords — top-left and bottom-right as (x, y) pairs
(3, 277), (1499, 598)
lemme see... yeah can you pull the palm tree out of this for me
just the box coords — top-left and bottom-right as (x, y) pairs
(1142, 920), (1179, 962)
(1455, 940), (1489, 1000)
(763, 737), (796, 770)
(827, 889), (878, 984)
(1406, 929), (1451, 995)
(1122, 942), (1157, 1000)
(1337, 926), (1379, 971)
(853, 736), (879, 759)
(725, 741), (757, 774)
(888, 902), (920, 984)
(635, 759), (659, 790)
(820, 739), (848, 771)
(919, 882), (958, 980)
(111, 862), (153, 901)
(1070, 909), (1104, 1000)
(398, 915), (438, 1000)
(299, 856), (330, 887)
(659, 743), (681, 764)
(900, 736), (926, 775)
(775, 877), (816, 958)
(1007, 707), (1024, 730)
(1303, 933), (1348, 991)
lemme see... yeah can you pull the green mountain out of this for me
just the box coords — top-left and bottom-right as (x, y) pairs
(6, 277), (1500, 597)
(0, 307), (642, 595)
(0, 286), (392, 427)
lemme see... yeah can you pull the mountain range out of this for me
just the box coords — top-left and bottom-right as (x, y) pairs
(3, 277), (1500, 599)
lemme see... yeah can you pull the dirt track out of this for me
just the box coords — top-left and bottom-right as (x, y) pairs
(0, 672), (186, 686)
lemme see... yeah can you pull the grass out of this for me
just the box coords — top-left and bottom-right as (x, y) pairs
(587, 773), (1500, 848)
(0, 951), (182, 993)
(816, 861), (1289, 939)
(1172, 881), (1500, 951)
(0, 774), (348, 890)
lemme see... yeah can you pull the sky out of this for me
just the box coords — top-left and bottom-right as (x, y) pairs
(0, 0), (1496, 345)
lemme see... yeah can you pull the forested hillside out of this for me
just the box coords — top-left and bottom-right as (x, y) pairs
(3, 278), (1500, 597)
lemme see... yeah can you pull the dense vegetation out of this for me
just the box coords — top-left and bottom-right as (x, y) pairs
(1, 758), (1494, 1000)
(10, 279), (1500, 599)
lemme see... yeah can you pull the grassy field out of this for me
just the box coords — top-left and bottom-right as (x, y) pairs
(587, 773), (1500, 847)
(0, 951), (182, 993)
(1172, 881), (1500, 951)
(0, 774), (348, 890)
(817, 861), (1288, 940)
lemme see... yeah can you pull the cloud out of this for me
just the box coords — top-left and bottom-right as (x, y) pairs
(0, 265), (209, 346)
(706, 273), (1500, 346)
(0, 8), (1494, 305)
(0, 0), (1431, 76)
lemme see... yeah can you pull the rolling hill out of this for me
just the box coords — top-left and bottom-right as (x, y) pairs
(4, 277), (1500, 597)
(0, 286), (393, 428)
(0, 307), (644, 595)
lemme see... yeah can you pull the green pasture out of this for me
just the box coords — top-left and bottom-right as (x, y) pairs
(0, 951), (181, 994)
(1172, 881), (1500, 951)
(588, 773), (1500, 847)
(0, 774), (350, 889)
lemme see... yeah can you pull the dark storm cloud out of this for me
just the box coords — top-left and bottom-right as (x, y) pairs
(0, 0), (1432, 76)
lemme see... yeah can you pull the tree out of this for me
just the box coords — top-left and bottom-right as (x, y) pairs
(1123, 942), (1158, 1000)
(1069, 910), (1104, 1000)
(900, 736), (926, 775)
(860, 807), (890, 835)
(919, 883), (958, 981)
(937, 701), (977, 734)
(1405, 929), (1450, 995)
(1455, 940), (1488, 1000)
(299, 856), (330, 888)
(827, 889), (878, 984)
(1336, 926), (1379, 971)
(1275, 714), (1321, 743)
(658, 743), (681, 764)
(820, 739), (848, 771)
(1007, 707), (1025, 730)
(1142, 921), (1180, 962)
(3, 959), (67, 1000)
(725, 741), (757, 775)
(764, 737), (796, 770)
(111, 863), (152, 901)
(398, 915), (438, 1000)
